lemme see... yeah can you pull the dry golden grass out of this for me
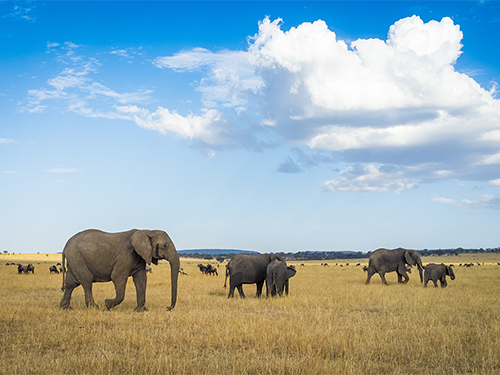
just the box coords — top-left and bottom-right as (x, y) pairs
(1, 253), (500, 374)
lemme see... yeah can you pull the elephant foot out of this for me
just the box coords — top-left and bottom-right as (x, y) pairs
(134, 306), (148, 312)
(60, 305), (73, 311)
(105, 299), (114, 310)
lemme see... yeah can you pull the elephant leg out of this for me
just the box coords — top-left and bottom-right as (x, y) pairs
(397, 265), (409, 284)
(285, 280), (289, 296)
(400, 273), (409, 284)
(228, 279), (239, 298)
(236, 285), (246, 298)
(378, 272), (389, 285)
(433, 280), (438, 287)
(277, 283), (284, 297)
(82, 281), (99, 309)
(256, 280), (264, 297)
(365, 269), (376, 284)
(424, 278), (429, 288)
(105, 278), (127, 310)
(440, 277), (447, 288)
(132, 270), (148, 312)
(60, 272), (80, 310)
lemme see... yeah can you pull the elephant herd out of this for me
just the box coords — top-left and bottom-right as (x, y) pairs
(14, 229), (459, 312)
(364, 248), (456, 288)
(223, 253), (296, 298)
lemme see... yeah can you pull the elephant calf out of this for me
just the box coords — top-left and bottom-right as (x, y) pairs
(424, 263), (455, 288)
(266, 260), (296, 297)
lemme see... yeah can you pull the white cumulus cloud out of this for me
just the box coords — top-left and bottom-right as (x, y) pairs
(147, 15), (500, 193)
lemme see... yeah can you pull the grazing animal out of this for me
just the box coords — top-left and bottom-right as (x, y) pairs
(365, 248), (424, 285)
(145, 266), (152, 273)
(266, 260), (296, 297)
(424, 263), (455, 288)
(179, 268), (188, 275)
(27, 264), (35, 274)
(49, 265), (60, 274)
(205, 264), (218, 276)
(18, 264), (28, 274)
(224, 253), (285, 298)
(197, 264), (207, 273)
(60, 229), (180, 312)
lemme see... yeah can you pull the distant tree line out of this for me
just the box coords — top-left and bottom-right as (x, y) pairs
(179, 247), (500, 261)
(277, 248), (500, 261)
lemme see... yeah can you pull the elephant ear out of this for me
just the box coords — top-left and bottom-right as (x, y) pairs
(287, 266), (297, 279)
(131, 231), (154, 265)
(404, 250), (416, 266)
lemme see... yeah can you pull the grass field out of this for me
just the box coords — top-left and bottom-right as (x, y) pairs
(1, 253), (500, 374)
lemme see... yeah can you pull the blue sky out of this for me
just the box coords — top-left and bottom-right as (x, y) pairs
(1, 1), (500, 254)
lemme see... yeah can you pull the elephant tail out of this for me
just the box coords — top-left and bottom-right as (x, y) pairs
(61, 252), (66, 292)
(223, 265), (229, 289)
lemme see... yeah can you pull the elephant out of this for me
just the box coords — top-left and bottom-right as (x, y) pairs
(365, 248), (424, 285)
(424, 263), (455, 288)
(266, 260), (296, 297)
(224, 253), (285, 298)
(17, 264), (28, 274)
(49, 265), (60, 274)
(60, 229), (180, 312)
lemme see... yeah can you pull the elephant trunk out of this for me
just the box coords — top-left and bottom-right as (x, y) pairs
(166, 253), (180, 311)
(416, 258), (424, 283)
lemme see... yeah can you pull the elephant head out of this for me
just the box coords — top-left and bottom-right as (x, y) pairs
(131, 230), (180, 310)
(446, 265), (455, 280)
(404, 249), (424, 283)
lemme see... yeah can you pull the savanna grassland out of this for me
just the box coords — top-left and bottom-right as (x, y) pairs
(1, 253), (500, 375)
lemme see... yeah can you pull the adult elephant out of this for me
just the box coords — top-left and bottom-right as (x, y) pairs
(60, 229), (180, 311)
(365, 247), (424, 285)
(266, 260), (296, 297)
(224, 253), (285, 298)
(424, 263), (455, 288)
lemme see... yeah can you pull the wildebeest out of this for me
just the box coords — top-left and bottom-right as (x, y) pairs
(197, 264), (207, 273)
(198, 263), (218, 275)
(49, 265), (60, 274)
(205, 264), (218, 276)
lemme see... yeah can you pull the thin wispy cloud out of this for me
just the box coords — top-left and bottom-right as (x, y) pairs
(432, 194), (500, 209)
(1, 3), (36, 22)
(20, 43), (152, 118)
(0, 138), (17, 144)
(46, 168), (80, 174)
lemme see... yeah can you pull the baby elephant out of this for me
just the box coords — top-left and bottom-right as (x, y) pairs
(424, 263), (455, 288)
(266, 260), (297, 297)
